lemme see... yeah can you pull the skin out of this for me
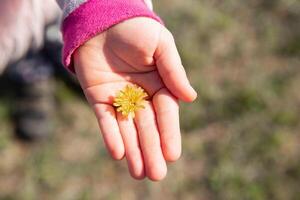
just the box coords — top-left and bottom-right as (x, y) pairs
(73, 17), (197, 181)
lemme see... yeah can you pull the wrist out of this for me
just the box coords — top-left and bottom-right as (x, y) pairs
(61, 0), (162, 72)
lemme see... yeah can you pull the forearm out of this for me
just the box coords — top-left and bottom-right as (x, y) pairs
(0, 0), (155, 73)
(56, 0), (153, 18)
(55, 0), (159, 72)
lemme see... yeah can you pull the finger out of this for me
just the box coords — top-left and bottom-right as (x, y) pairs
(155, 28), (197, 102)
(134, 101), (167, 181)
(153, 88), (181, 162)
(93, 103), (125, 160)
(117, 113), (145, 180)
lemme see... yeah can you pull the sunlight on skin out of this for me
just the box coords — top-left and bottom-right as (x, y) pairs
(73, 17), (197, 181)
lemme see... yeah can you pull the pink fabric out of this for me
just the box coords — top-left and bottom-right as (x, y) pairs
(62, 0), (162, 72)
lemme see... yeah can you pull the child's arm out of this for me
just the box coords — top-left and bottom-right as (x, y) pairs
(56, 0), (197, 181)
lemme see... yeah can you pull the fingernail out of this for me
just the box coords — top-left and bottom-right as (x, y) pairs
(190, 86), (198, 100)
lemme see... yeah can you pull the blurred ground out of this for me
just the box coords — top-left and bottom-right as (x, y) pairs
(0, 0), (300, 199)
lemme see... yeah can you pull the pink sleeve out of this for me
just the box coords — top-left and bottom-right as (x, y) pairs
(61, 0), (162, 72)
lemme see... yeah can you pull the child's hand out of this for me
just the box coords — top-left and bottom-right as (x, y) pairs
(73, 17), (197, 181)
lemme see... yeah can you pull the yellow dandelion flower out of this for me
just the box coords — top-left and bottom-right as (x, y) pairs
(113, 84), (148, 118)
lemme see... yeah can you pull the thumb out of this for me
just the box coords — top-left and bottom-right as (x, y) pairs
(155, 28), (197, 102)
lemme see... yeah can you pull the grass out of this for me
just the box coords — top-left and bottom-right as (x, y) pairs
(0, 0), (300, 199)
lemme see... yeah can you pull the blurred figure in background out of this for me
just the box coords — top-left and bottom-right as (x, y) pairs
(0, 0), (61, 140)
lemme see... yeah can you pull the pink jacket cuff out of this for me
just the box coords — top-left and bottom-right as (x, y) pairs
(62, 0), (162, 72)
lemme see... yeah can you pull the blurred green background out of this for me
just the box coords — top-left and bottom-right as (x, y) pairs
(0, 0), (300, 199)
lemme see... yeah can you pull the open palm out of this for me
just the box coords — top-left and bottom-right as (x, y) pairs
(73, 18), (197, 181)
